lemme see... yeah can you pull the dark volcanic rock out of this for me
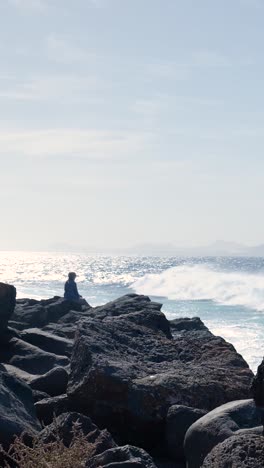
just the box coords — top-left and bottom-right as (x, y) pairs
(32, 389), (50, 402)
(3, 363), (36, 384)
(35, 394), (70, 425)
(13, 297), (90, 329)
(44, 298), (89, 322)
(0, 282), (16, 335)
(21, 328), (73, 357)
(30, 366), (68, 396)
(92, 293), (162, 317)
(169, 317), (208, 332)
(8, 320), (27, 331)
(155, 460), (185, 468)
(90, 294), (171, 338)
(202, 432), (264, 468)
(13, 304), (48, 328)
(43, 322), (78, 340)
(0, 337), (69, 374)
(39, 412), (116, 453)
(0, 367), (41, 448)
(67, 294), (252, 449)
(184, 399), (263, 468)
(85, 445), (157, 468)
(166, 405), (207, 460)
(252, 358), (264, 407)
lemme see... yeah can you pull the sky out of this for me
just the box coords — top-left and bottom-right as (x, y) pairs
(1, 0), (264, 251)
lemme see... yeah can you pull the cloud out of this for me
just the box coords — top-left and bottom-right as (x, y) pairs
(143, 52), (231, 84)
(145, 49), (251, 83)
(0, 128), (151, 159)
(0, 74), (101, 102)
(131, 94), (222, 126)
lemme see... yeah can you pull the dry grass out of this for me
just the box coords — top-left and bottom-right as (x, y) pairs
(0, 421), (97, 468)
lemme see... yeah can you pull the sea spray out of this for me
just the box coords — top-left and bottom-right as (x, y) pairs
(133, 264), (264, 312)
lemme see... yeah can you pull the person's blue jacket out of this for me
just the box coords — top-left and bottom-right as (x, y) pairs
(64, 279), (80, 301)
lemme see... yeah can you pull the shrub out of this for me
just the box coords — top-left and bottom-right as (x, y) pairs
(0, 420), (97, 468)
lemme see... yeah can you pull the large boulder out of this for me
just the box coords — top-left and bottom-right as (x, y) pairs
(202, 432), (264, 468)
(85, 445), (157, 468)
(91, 294), (170, 337)
(0, 337), (69, 374)
(13, 297), (90, 329)
(184, 399), (263, 468)
(169, 317), (208, 332)
(0, 366), (41, 448)
(21, 328), (73, 357)
(30, 366), (68, 396)
(43, 322), (79, 339)
(67, 294), (252, 449)
(3, 363), (36, 385)
(166, 405), (207, 460)
(0, 282), (16, 334)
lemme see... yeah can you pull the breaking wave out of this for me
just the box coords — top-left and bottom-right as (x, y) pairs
(133, 264), (264, 311)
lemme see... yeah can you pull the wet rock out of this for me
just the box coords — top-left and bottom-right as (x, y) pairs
(30, 366), (68, 396)
(0, 282), (16, 334)
(166, 405), (207, 460)
(68, 294), (252, 450)
(0, 366), (41, 448)
(85, 445), (157, 468)
(202, 432), (264, 468)
(184, 399), (263, 468)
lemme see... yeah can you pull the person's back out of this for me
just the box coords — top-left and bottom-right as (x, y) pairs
(64, 272), (80, 301)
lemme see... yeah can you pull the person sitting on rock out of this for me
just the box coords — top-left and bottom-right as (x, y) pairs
(64, 272), (86, 305)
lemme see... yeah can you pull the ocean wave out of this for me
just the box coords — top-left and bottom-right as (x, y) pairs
(132, 264), (264, 311)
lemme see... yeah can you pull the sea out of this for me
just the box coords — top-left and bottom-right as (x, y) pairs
(1, 251), (264, 373)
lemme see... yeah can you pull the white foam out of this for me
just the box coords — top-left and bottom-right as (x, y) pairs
(133, 264), (264, 311)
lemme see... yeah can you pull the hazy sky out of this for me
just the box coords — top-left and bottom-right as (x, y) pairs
(1, 0), (264, 250)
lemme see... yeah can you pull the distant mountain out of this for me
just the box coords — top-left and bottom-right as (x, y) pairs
(123, 241), (264, 257)
(245, 244), (264, 256)
(208, 240), (246, 253)
(48, 241), (264, 257)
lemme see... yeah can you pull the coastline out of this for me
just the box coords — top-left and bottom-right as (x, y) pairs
(0, 284), (261, 467)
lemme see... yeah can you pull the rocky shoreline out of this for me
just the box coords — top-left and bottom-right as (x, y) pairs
(0, 282), (263, 467)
